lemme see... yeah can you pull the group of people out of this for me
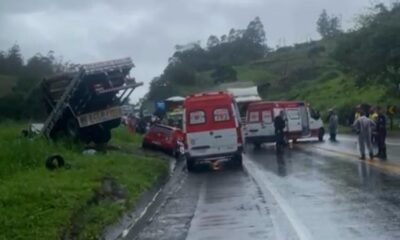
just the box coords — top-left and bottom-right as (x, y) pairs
(327, 106), (387, 160)
(353, 106), (387, 160)
(274, 106), (388, 160)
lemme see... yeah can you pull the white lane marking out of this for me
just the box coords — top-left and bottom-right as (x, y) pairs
(185, 181), (206, 239)
(122, 188), (162, 238)
(244, 157), (313, 240)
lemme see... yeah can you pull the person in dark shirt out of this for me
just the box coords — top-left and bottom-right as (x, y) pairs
(375, 106), (387, 160)
(274, 110), (286, 149)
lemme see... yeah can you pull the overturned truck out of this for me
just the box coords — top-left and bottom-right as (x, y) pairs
(40, 58), (142, 144)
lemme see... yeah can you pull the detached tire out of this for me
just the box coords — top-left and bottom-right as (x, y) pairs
(45, 155), (65, 170)
(318, 128), (325, 142)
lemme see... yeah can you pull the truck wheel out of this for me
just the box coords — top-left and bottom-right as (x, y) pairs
(318, 128), (325, 142)
(83, 126), (111, 144)
(186, 158), (196, 172)
(93, 128), (111, 144)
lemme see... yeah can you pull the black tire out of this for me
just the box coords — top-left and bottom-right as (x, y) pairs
(186, 158), (196, 172)
(142, 142), (148, 149)
(318, 128), (325, 142)
(84, 126), (111, 144)
(95, 128), (111, 144)
(45, 154), (65, 170)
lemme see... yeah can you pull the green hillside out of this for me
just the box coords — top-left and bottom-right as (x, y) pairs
(166, 38), (397, 123)
(223, 39), (396, 115)
(146, 4), (400, 125)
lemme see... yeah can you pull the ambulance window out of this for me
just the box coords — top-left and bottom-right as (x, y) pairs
(262, 111), (272, 123)
(287, 109), (300, 120)
(189, 111), (205, 125)
(214, 108), (230, 122)
(248, 111), (260, 122)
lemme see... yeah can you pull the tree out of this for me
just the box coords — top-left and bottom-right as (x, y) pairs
(329, 16), (342, 36)
(243, 17), (266, 45)
(317, 10), (342, 38)
(5, 44), (23, 75)
(207, 35), (220, 49)
(220, 34), (227, 43)
(334, 3), (400, 86)
(146, 16), (269, 101)
(317, 10), (330, 38)
(228, 29), (244, 42)
(15, 52), (55, 93)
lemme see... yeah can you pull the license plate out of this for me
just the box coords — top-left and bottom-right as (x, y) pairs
(77, 106), (122, 127)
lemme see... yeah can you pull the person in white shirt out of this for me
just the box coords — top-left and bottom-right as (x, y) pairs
(353, 111), (376, 160)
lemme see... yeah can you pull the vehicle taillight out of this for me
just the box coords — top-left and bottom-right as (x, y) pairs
(236, 127), (243, 145)
(183, 133), (188, 149)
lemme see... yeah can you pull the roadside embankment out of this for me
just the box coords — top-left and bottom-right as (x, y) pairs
(0, 122), (168, 240)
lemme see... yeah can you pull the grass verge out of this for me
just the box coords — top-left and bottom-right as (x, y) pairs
(0, 121), (168, 240)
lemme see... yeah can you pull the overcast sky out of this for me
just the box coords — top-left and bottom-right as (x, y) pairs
(0, 0), (394, 102)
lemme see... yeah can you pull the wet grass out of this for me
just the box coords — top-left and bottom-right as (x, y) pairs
(0, 121), (168, 240)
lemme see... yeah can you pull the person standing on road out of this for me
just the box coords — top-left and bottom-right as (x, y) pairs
(375, 106), (387, 160)
(274, 110), (286, 151)
(328, 109), (338, 142)
(369, 107), (378, 144)
(353, 111), (376, 160)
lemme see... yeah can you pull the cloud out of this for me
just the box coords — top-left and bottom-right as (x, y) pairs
(0, 0), (393, 102)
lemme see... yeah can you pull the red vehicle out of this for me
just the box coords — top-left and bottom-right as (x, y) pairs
(183, 91), (244, 171)
(142, 124), (184, 157)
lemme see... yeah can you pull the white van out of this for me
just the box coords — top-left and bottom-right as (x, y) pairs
(245, 101), (324, 148)
(183, 91), (244, 171)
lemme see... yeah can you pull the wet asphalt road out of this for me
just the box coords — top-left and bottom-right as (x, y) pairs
(131, 135), (400, 240)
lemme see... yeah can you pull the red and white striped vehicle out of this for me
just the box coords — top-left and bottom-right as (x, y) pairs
(245, 101), (325, 148)
(183, 91), (244, 171)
